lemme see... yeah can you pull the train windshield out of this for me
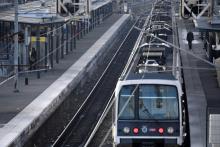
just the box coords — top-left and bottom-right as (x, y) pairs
(139, 85), (178, 120)
(118, 84), (179, 120)
(118, 85), (135, 119)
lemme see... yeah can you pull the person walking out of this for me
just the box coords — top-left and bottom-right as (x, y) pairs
(186, 31), (194, 50)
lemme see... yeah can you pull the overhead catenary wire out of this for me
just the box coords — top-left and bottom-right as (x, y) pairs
(142, 0), (166, 75)
(118, 0), (162, 121)
(115, 1), (216, 140)
(116, 0), (193, 128)
(99, 6), (168, 143)
(149, 33), (219, 68)
(95, 0), (215, 146)
(120, 2), (155, 79)
(96, 0), (205, 147)
(138, 64), (217, 71)
(123, 0), (168, 78)
(133, 26), (220, 69)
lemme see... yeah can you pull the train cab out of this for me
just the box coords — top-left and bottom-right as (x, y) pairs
(112, 74), (184, 147)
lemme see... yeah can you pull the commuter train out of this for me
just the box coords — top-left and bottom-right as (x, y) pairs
(113, 73), (184, 147)
(112, 0), (186, 146)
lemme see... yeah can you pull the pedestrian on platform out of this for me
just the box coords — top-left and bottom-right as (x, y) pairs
(29, 47), (37, 70)
(186, 31), (194, 50)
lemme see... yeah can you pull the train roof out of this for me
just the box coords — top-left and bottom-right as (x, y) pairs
(125, 73), (176, 81)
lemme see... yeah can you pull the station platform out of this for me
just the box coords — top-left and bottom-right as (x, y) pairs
(178, 18), (220, 147)
(0, 14), (130, 147)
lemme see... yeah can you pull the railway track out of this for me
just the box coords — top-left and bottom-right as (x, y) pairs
(85, 100), (114, 147)
(84, 2), (191, 147)
(52, 18), (145, 147)
(24, 17), (132, 147)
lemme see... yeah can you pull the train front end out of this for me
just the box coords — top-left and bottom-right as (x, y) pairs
(112, 78), (184, 147)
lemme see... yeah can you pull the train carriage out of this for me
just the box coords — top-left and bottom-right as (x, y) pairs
(112, 0), (186, 146)
(113, 74), (184, 147)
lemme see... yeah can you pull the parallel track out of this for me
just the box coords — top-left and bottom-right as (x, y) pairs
(52, 18), (145, 147)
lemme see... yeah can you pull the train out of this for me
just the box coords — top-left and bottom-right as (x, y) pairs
(112, 0), (186, 146)
(113, 73), (184, 147)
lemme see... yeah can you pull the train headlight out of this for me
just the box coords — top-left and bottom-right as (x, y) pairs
(123, 127), (130, 134)
(167, 127), (174, 134)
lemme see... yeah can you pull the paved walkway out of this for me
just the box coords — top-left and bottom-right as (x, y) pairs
(178, 18), (220, 147)
(0, 14), (122, 126)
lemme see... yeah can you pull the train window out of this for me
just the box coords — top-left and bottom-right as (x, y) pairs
(139, 85), (178, 120)
(118, 85), (136, 119)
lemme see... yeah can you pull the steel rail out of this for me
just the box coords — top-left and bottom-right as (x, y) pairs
(84, 92), (115, 147)
(120, 16), (149, 80)
(52, 18), (141, 147)
(83, 17), (145, 147)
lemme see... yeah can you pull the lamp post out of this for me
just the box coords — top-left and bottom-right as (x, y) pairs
(14, 0), (19, 92)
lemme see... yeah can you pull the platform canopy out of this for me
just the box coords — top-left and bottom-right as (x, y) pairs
(0, 0), (111, 25)
(194, 17), (220, 32)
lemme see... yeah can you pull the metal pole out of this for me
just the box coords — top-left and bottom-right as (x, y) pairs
(45, 27), (48, 69)
(51, 26), (54, 68)
(77, 22), (80, 40)
(73, 22), (76, 49)
(70, 23), (73, 51)
(61, 24), (64, 58)
(56, 24), (59, 63)
(65, 24), (69, 55)
(24, 26), (29, 85)
(36, 26), (41, 79)
(14, 0), (19, 92)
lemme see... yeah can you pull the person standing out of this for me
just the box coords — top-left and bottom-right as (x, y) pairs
(29, 47), (37, 70)
(186, 31), (194, 50)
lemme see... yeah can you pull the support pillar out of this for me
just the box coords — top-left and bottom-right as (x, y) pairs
(36, 26), (40, 79)
(77, 21), (80, 40)
(70, 22), (73, 51)
(56, 24), (59, 64)
(87, 18), (90, 33)
(45, 27), (48, 70)
(97, 8), (100, 25)
(50, 26), (54, 68)
(94, 11), (96, 28)
(92, 11), (95, 29)
(73, 23), (76, 49)
(61, 24), (64, 58)
(24, 26), (29, 85)
(84, 19), (86, 35)
(65, 24), (69, 55)
(14, 0), (19, 92)
(80, 21), (83, 39)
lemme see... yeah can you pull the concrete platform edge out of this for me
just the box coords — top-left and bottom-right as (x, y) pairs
(0, 14), (130, 147)
(177, 19), (207, 147)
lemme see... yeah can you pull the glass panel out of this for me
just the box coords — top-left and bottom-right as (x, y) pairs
(139, 85), (178, 120)
(118, 85), (135, 119)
